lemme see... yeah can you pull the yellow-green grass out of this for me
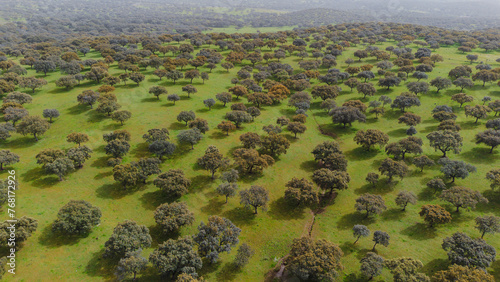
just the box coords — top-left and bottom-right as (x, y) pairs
(1, 38), (500, 282)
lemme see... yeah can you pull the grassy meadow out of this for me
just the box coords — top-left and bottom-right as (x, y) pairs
(1, 31), (500, 281)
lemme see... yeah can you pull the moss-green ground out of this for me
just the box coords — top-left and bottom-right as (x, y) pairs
(1, 32), (500, 281)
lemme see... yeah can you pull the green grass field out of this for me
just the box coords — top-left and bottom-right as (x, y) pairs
(1, 34), (500, 281)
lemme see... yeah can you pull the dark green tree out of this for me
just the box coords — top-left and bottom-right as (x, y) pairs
(52, 200), (101, 235)
(149, 236), (202, 279)
(372, 230), (390, 251)
(239, 185), (269, 214)
(395, 191), (417, 211)
(442, 232), (496, 269)
(353, 225), (370, 244)
(360, 252), (384, 280)
(115, 249), (148, 281)
(419, 204), (452, 227)
(284, 178), (318, 207)
(154, 202), (195, 233)
(197, 146), (230, 179)
(193, 215), (241, 263)
(440, 186), (488, 212)
(177, 128), (203, 149)
(284, 237), (344, 282)
(154, 169), (191, 197)
(103, 220), (152, 258)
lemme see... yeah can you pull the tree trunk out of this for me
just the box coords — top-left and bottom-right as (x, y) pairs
(441, 150), (447, 158)
(372, 242), (378, 251)
(225, 195), (228, 204)
(482, 230), (486, 239)
(0, 163), (3, 170)
(254, 206), (258, 214)
(456, 206), (460, 212)
(353, 236), (360, 244)
(34, 133), (38, 141)
(211, 171), (215, 179)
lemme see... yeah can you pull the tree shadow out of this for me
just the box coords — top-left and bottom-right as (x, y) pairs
(147, 224), (180, 248)
(215, 262), (241, 281)
(354, 248), (373, 260)
(48, 87), (72, 94)
(421, 125), (437, 133)
(95, 183), (130, 199)
(84, 249), (118, 279)
(337, 212), (375, 230)
(200, 196), (226, 215)
(450, 210), (475, 225)
(198, 260), (222, 278)
(458, 120), (481, 130)
(21, 167), (45, 182)
(67, 104), (88, 115)
(490, 260), (500, 281)
(299, 160), (317, 172)
(480, 190), (500, 211)
(168, 122), (188, 130)
(339, 241), (358, 257)
(239, 172), (265, 184)
(38, 224), (87, 247)
(418, 187), (437, 201)
(85, 110), (107, 123)
(267, 197), (307, 220)
(190, 175), (213, 192)
(210, 131), (229, 140)
(196, 108), (211, 113)
(94, 170), (113, 180)
(345, 147), (379, 161)
(222, 207), (256, 226)
(343, 273), (364, 282)
(102, 123), (122, 131)
(387, 128), (408, 138)
(400, 223), (438, 240)
(1, 136), (38, 149)
(90, 156), (110, 168)
(31, 175), (60, 188)
(141, 97), (159, 103)
(461, 147), (497, 164)
(131, 142), (151, 159)
(139, 190), (176, 210)
(321, 123), (357, 138)
(420, 258), (448, 278)
(381, 208), (406, 221)
(354, 183), (394, 195)
(382, 109), (402, 120)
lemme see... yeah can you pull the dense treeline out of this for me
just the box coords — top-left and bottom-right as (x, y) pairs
(0, 0), (499, 47)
